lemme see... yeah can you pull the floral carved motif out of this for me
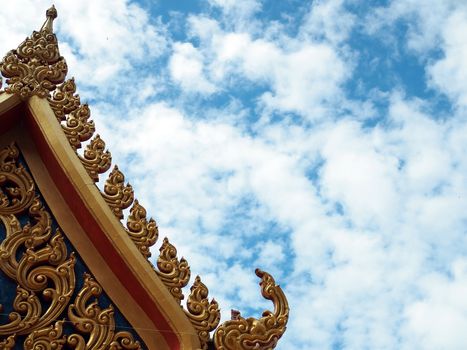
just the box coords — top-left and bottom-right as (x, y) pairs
(126, 199), (158, 258)
(102, 165), (134, 220)
(0, 144), (76, 337)
(213, 269), (289, 350)
(66, 273), (142, 349)
(0, 335), (15, 349)
(49, 79), (111, 184)
(156, 237), (191, 303)
(48, 78), (81, 121)
(0, 6), (67, 99)
(22, 275), (142, 349)
(23, 321), (66, 350)
(79, 134), (112, 182)
(61, 103), (96, 150)
(185, 276), (220, 350)
(48, 77), (97, 152)
(0, 143), (145, 348)
(0, 144), (35, 214)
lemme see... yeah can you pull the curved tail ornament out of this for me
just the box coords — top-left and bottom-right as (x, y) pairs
(213, 269), (289, 350)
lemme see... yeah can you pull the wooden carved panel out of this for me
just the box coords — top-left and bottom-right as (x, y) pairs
(0, 143), (146, 349)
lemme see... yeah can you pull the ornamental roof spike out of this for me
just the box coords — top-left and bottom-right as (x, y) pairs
(40, 5), (58, 33)
(0, 4), (67, 99)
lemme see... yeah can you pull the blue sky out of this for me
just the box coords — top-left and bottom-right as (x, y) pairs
(3, 1), (467, 349)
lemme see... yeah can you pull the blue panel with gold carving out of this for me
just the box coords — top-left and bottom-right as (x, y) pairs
(0, 144), (146, 349)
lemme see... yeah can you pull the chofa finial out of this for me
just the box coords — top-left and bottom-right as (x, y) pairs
(40, 5), (58, 33)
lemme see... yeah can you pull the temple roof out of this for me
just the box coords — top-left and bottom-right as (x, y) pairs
(0, 6), (289, 350)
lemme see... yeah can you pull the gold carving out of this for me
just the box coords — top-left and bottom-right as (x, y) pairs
(126, 199), (158, 258)
(0, 145), (76, 336)
(0, 198), (51, 280)
(79, 134), (112, 182)
(185, 276), (220, 349)
(22, 275), (142, 350)
(156, 237), (191, 303)
(0, 223), (76, 335)
(50, 78), (96, 151)
(0, 335), (15, 349)
(48, 78), (80, 121)
(48, 79), (109, 182)
(0, 6), (67, 100)
(0, 144), (35, 215)
(68, 273), (114, 348)
(0, 143), (144, 348)
(67, 273), (142, 349)
(61, 103), (96, 150)
(102, 165), (134, 220)
(213, 269), (289, 350)
(24, 321), (66, 350)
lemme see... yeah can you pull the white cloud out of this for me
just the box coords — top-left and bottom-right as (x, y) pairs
(208, 0), (261, 18)
(403, 260), (467, 349)
(319, 120), (400, 229)
(186, 15), (349, 120)
(300, 0), (356, 44)
(208, 0), (262, 32)
(366, 1), (467, 109)
(169, 42), (217, 94)
(93, 84), (467, 348)
(428, 10), (467, 108)
(5, 0), (168, 92)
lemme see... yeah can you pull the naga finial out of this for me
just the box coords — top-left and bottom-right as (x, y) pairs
(213, 269), (289, 350)
(40, 5), (58, 33)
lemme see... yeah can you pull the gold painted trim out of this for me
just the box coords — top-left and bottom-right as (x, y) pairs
(0, 93), (21, 115)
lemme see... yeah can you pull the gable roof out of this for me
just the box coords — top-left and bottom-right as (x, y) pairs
(0, 6), (289, 350)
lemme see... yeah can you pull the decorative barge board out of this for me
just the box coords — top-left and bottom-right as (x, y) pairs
(0, 6), (289, 350)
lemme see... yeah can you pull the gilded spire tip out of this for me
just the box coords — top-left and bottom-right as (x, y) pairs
(40, 5), (57, 33)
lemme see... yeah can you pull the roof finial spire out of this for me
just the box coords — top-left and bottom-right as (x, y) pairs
(0, 4), (67, 99)
(40, 5), (58, 33)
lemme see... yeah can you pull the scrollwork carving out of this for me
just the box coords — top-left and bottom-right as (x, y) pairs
(24, 320), (66, 350)
(22, 275), (142, 350)
(213, 269), (289, 350)
(156, 237), (191, 303)
(102, 165), (134, 220)
(78, 134), (112, 182)
(0, 143), (145, 347)
(0, 335), (15, 349)
(61, 103), (96, 150)
(0, 144), (76, 337)
(185, 276), (220, 349)
(126, 199), (158, 258)
(0, 144), (35, 215)
(0, 229), (76, 335)
(0, 6), (67, 100)
(48, 78), (80, 121)
(67, 273), (142, 349)
(0, 197), (51, 280)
